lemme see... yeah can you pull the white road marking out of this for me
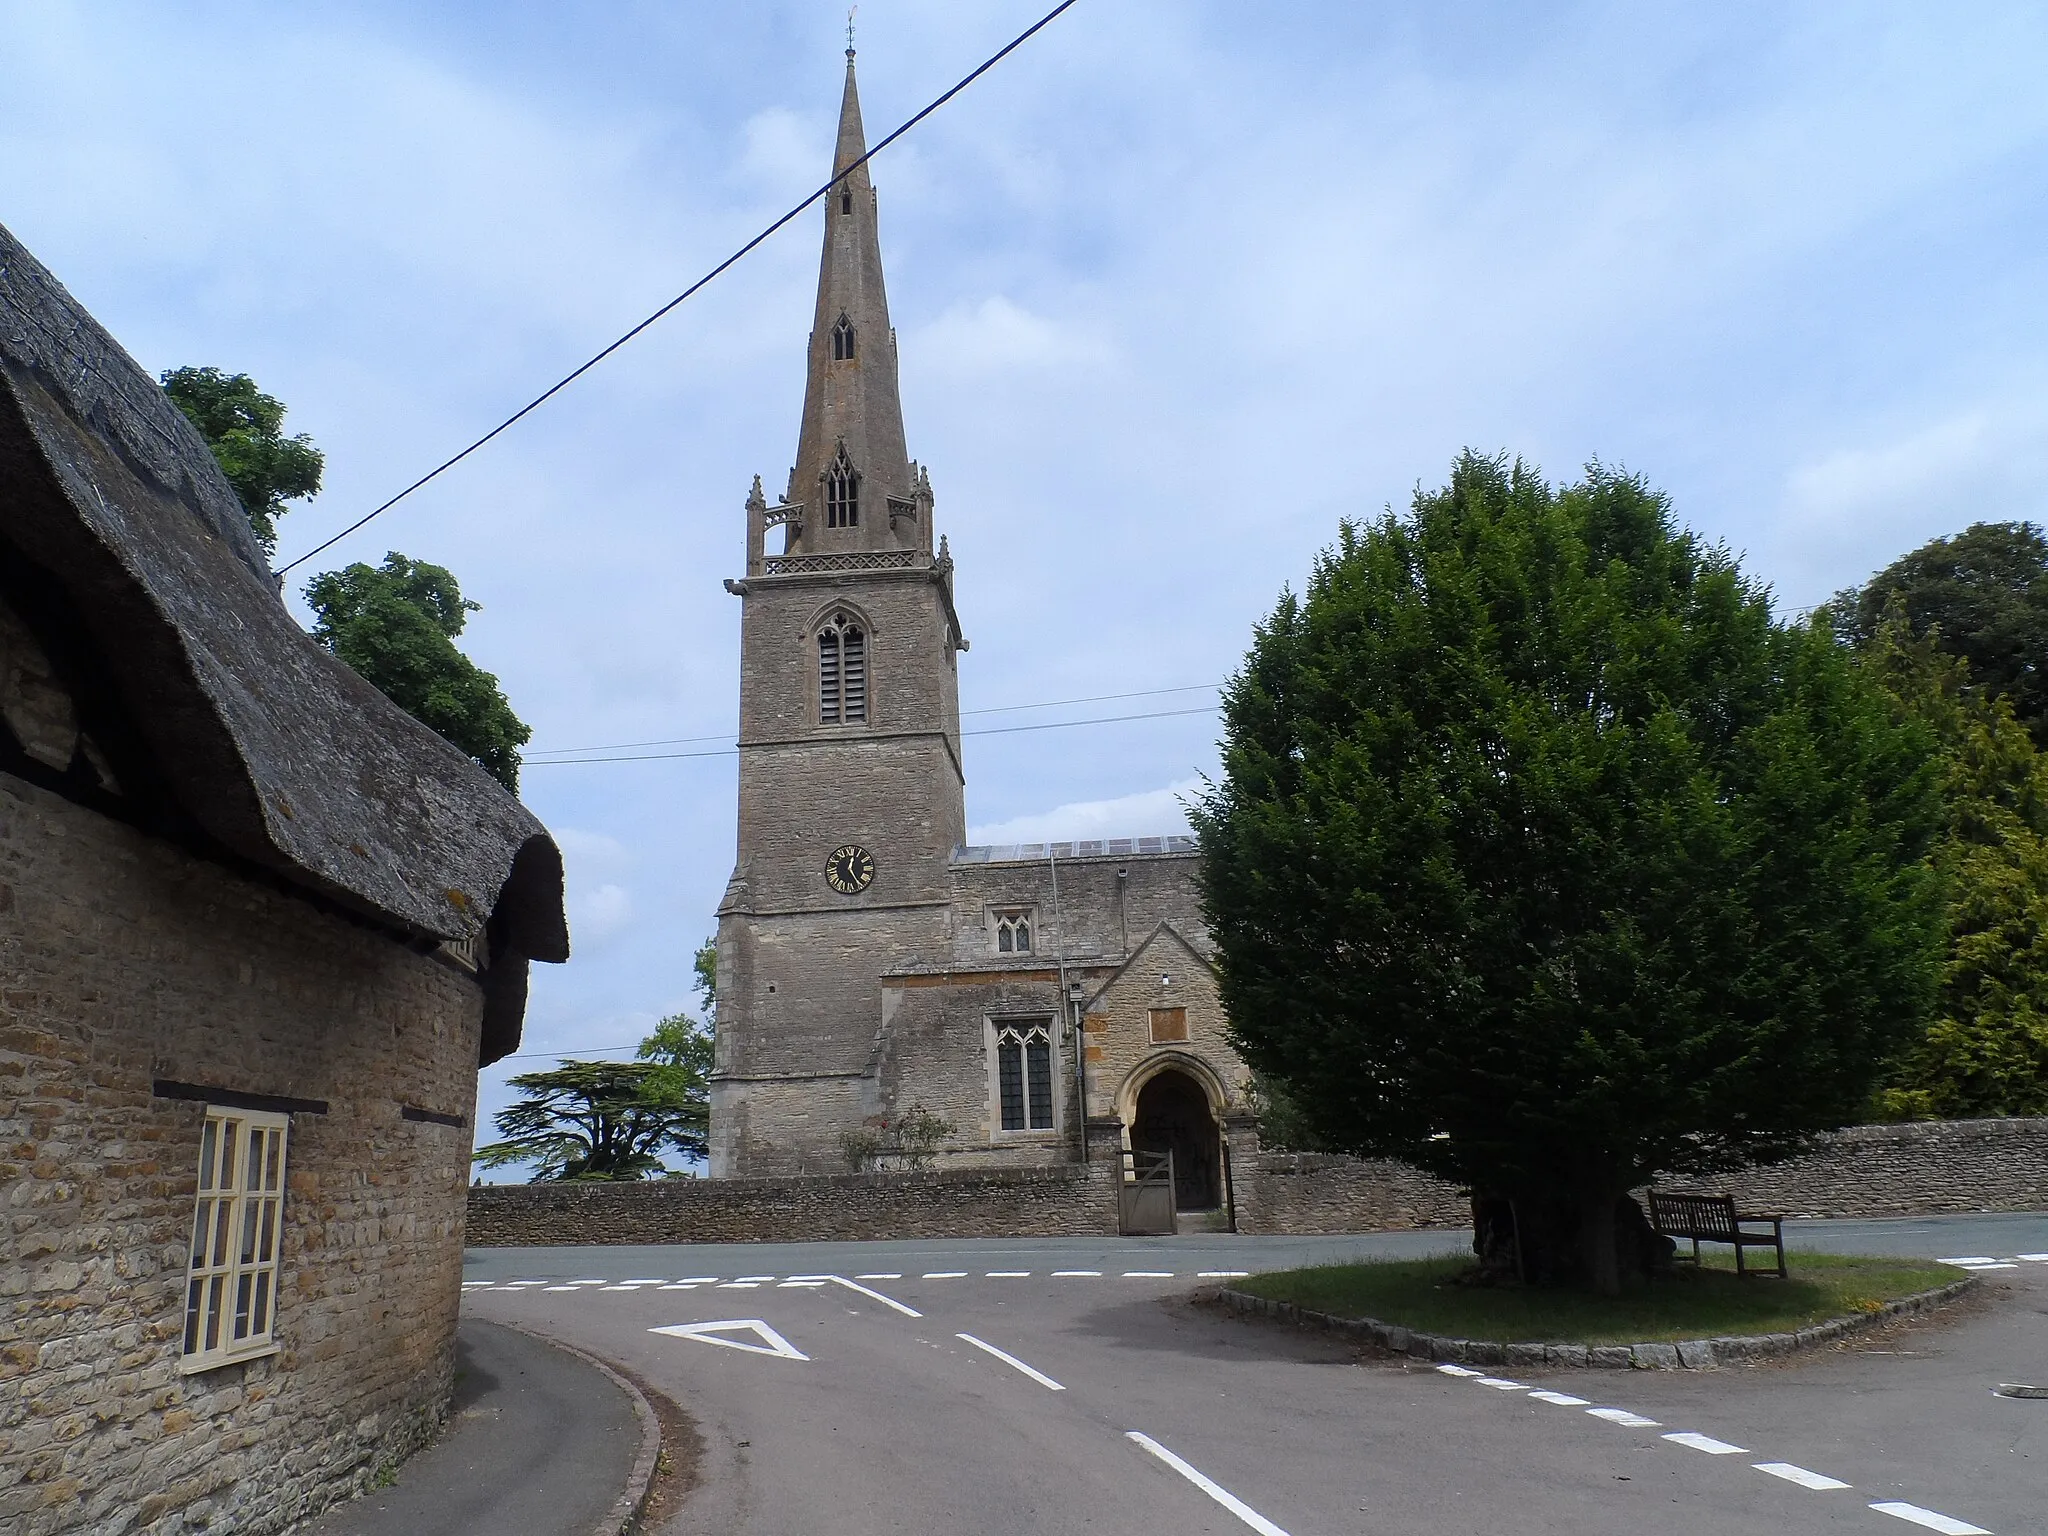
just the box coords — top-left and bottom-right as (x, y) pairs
(543, 1286), (578, 1293)
(2015, 1252), (2048, 1262)
(1965, 1262), (2018, 1270)
(1126, 1431), (1291, 1536)
(956, 1332), (1066, 1390)
(1474, 1378), (1528, 1391)
(621, 1278), (667, 1285)
(777, 1279), (828, 1288)
(1754, 1462), (1852, 1491)
(830, 1275), (923, 1318)
(659, 1284), (705, 1290)
(1664, 1432), (1748, 1455)
(1869, 1501), (1991, 1534)
(1199, 1270), (1250, 1278)
(501, 1281), (544, 1287)
(600, 1285), (639, 1292)
(1528, 1390), (1590, 1406)
(735, 1275), (776, 1282)
(674, 1277), (720, 1284)
(717, 1282), (760, 1289)
(1940, 1256), (1997, 1266)
(650, 1318), (809, 1361)
(461, 1281), (490, 1287)
(787, 1274), (833, 1281)
(985, 1270), (1032, 1278)
(1586, 1408), (1661, 1428)
(1123, 1270), (1176, 1278)
(923, 1271), (968, 1279)
(1435, 1365), (1485, 1378)
(1053, 1270), (1102, 1277)
(855, 1272), (902, 1280)
(571, 1279), (609, 1285)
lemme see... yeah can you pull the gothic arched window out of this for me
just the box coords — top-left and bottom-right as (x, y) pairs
(818, 614), (867, 724)
(831, 314), (856, 360)
(825, 448), (860, 528)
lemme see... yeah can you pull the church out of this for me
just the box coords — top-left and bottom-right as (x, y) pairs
(710, 51), (1256, 1210)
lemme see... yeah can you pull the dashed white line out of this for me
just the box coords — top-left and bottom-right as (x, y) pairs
(1966, 1262), (2018, 1270)
(674, 1277), (719, 1284)
(786, 1274), (833, 1282)
(1870, 1501), (1991, 1535)
(1053, 1270), (1102, 1277)
(1474, 1377), (1528, 1391)
(1528, 1390), (1590, 1407)
(1754, 1462), (1851, 1491)
(2015, 1252), (2048, 1262)
(542, 1286), (578, 1293)
(957, 1332), (1066, 1390)
(1586, 1407), (1661, 1428)
(1123, 1270), (1175, 1278)
(659, 1283), (705, 1290)
(1435, 1364), (1485, 1378)
(1941, 1256), (1997, 1266)
(777, 1279), (827, 1288)
(855, 1272), (903, 1280)
(830, 1274), (923, 1318)
(985, 1270), (1032, 1278)
(735, 1275), (775, 1282)
(1127, 1432), (1291, 1536)
(599, 1285), (638, 1292)
(717, 1282), (760, 1289)
(1199, 1270), (1250, 1278)
(1664, 1432), (1747, 1455)
(923, 1271), (968, 1280)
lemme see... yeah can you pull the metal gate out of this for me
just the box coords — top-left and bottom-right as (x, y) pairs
(1118, 1148), (1177, 1236)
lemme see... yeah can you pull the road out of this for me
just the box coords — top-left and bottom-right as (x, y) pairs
(462, 1215), (2048, 1536)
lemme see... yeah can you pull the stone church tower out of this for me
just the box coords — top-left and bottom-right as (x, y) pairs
(712, 50), (969, 1174)
(712, 52), (1252, 1193)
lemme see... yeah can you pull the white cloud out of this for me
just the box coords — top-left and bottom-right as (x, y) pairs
(572, 883), (635, 945)
(913, 296), (1114, 377)
(968, 778), (1201, 847)
(553, 828), (635, 946)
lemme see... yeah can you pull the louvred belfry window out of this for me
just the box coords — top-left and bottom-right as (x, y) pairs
(832, 313), (856, 360)
(818, 615), (867, 725)
(182, 1107), (288, 1372)
(825, 448), (860, 528)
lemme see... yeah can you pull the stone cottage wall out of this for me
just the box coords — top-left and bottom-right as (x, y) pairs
(1, 774), (485, 1536)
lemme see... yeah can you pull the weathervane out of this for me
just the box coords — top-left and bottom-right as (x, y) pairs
(847, 6), (857, 55)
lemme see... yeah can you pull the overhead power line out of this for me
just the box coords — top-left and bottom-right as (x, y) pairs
(525, 680), (1223, 759)
(275, 0), (1083, 577)
(526, 702), (1221, 766)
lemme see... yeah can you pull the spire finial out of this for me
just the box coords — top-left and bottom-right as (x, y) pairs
(846, 6), (857, 58)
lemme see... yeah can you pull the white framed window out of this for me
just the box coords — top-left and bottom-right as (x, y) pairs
(991, 907), (1034, 955)
(993, 1019), (1057, 1132)
(181, 1107), (289, 1372)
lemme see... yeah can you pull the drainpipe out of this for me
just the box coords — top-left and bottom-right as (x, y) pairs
(1047, 847), (1085, 1163)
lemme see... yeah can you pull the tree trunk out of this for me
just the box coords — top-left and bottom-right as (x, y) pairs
(1469, 1188), (1669, 1292)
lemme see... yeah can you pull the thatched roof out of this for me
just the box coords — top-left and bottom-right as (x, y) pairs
(0, 219), (567, 1062)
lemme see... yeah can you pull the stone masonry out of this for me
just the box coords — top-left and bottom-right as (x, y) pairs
(1, 774), (485, 1535)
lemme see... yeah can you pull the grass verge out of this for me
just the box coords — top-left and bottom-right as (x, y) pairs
(1232, 1252), (1960, 1345)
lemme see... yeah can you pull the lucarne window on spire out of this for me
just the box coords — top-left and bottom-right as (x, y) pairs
(825, 448), (859, 528)
(832, 314), (856, 360)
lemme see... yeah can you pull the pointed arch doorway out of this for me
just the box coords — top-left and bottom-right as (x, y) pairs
(1130, 1068), (1220, 1211)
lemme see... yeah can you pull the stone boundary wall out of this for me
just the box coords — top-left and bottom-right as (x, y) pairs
(1668, 1116), (2048, 1218)
(465, 1118), (2048, 1247)
(466, 1162), (1121, 1246)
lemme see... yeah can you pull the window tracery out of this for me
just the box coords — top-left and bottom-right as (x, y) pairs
(818, 613), (867, 724)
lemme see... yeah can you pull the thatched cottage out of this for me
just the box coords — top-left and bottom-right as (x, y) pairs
(0, 219), (568, 1534)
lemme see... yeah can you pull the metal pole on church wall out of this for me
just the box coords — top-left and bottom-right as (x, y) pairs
(1047, 847), (1087, 1163)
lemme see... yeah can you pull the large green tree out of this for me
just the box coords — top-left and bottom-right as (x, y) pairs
(1194, 453), (1944, 1293)
(160, 366), (324, 557)
(471, 1057), (707, 1182)
(1827, 521), (2048, 745)
(1862, 620), (2048, 1119)
(305, 554), (531, 792)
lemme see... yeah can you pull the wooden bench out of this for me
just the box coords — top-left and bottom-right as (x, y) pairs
(1648, 1191), (1787, 1277)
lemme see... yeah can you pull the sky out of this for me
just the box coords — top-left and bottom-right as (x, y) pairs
(4, 2), (2045, 1171)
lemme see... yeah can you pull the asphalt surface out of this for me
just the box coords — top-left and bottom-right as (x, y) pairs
(300, 1318), (641, 1536)
(462, 1214), (2048, 1536)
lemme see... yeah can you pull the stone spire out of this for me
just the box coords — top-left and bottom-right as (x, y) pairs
(785, 48), (916, 554)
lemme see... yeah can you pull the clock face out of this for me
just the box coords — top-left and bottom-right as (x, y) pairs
(824, 843), (876, 895)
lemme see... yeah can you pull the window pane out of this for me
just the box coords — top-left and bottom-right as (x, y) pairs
(253, 1270), (272, 1337)
(998, 1041), (1025, 1131)
(233, 1271), (254, 1341)
(259, 1199), (278, 1263)
(240, 1200), (259, 1265)
(212, 1201), (233, 1266)
(184, 1279), (204, 1355)
(192, 1199), (212, 1267)
(218, 1122), (237, 1192)
(204, 1276), (225, 1352)
(997, 924), (1012, 953)
(265, 1133), (283, 1192)
(198, 1121), (217, 1191)
(1026, 1041), (1054, 1129)
(1014, 918), (1030, 951)
(246, 1129), (264, 1194)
